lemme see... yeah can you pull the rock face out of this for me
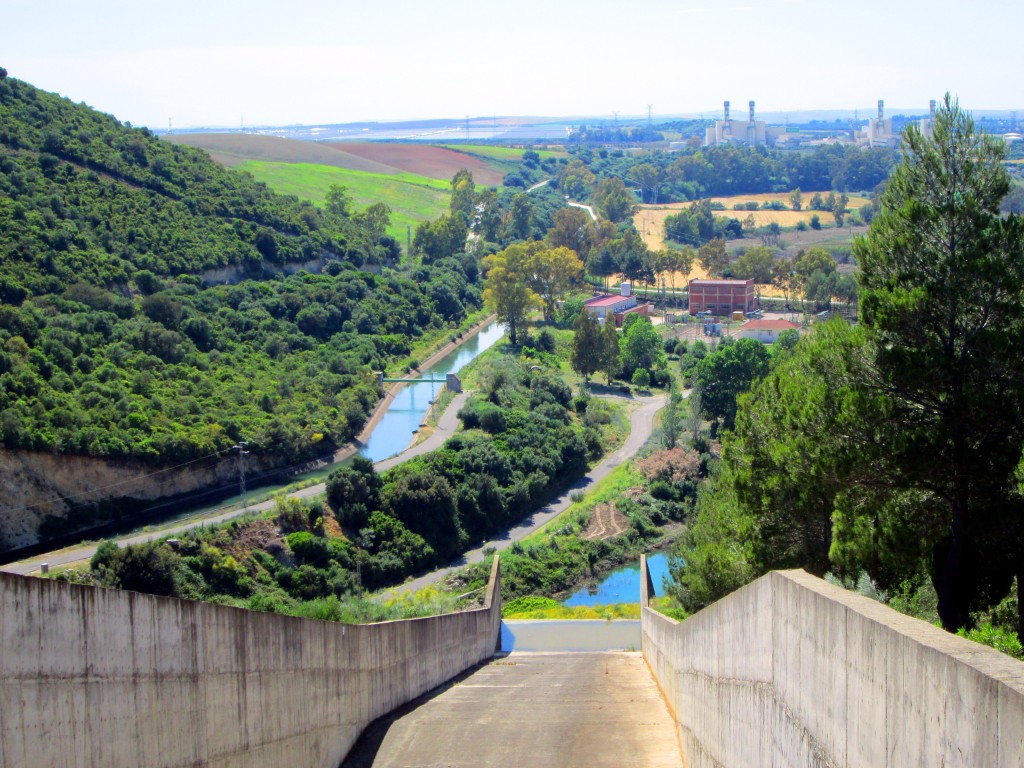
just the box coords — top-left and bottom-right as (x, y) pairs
(0, 449), (279, 552)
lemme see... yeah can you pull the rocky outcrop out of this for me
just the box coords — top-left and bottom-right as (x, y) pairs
(0, 448), (279, 552)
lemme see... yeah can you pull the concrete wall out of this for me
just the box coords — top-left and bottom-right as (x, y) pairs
(640, 558), (1024, 768)
(0, 558), (501, 768)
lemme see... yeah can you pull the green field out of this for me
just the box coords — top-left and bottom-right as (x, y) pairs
(438, 144), (565, 162)
(236, 160), (450, 245)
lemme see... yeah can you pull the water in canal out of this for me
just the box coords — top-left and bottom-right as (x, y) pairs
(359, 321), (506, 462)
(561, 552), (671, 607)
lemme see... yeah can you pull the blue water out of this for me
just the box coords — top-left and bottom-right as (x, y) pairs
(562, 552), (671, 606)
(358, 321), (505, 462)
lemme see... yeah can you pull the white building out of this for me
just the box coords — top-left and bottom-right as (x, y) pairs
(705, 101), (766, 147)
(738, 318), (801, 344)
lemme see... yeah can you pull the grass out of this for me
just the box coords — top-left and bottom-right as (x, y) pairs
(236, 160), (449, 244)
(437, 144), (565, 161)
(524, 461), (644, 542)
(503, 601), (640, 620)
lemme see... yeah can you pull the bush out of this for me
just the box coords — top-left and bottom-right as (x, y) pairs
(631, 368), (651, 388)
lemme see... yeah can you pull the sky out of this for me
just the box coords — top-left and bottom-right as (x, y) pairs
(3, 0), (1022, 129)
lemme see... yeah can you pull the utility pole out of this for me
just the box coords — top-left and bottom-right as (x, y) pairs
(234, 441), (249, 513)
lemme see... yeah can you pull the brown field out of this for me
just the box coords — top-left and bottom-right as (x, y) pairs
(163, 133), (398, 173)
(164, 134), (507, 184)
(325, 142), (505, 185)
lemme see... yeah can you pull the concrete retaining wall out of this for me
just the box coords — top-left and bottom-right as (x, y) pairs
(0, 558), (501, 768)
(640, 558), (1024, 767)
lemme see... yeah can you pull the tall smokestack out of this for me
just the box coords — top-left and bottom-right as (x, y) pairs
(724, 100), (731, 121)
(930, 99), (936, 118)
(749, 100), (755, 122)
(878, 100), (884, 121)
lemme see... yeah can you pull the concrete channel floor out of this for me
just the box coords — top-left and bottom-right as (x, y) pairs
(341, 651), (682, 768)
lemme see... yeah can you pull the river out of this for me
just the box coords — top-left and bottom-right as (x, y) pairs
(561, 552), (671, 606)
(359, 320), (505, 462)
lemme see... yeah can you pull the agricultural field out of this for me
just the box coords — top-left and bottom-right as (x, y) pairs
(325, 142), (506, 185)
(236, 160), (449, 244)
(437, 144), (567, 162)
(635, 191), (872, 254)
(163, 133), (396, 173)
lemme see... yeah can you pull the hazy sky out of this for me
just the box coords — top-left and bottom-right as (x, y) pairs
(3, 0), (1022, 128)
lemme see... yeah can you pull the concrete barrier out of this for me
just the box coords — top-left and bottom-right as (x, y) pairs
(640, 557), (1024, 767)
(0, 558), (501, 768)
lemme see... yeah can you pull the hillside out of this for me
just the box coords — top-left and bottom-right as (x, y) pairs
(234, 160), (450, 244)
(164, 133), (399, 174)
(0, 72), (486, 548)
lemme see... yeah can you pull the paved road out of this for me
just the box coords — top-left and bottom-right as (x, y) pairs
(4, 391), (665, 581)
(384, 393), (667, 596)
(340, 651), (680, 768)
(567, 200), (597, 221)
(1, 393), (472, 576)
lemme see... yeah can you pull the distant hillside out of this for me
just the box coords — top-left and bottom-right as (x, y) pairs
(0, 71), (486, 549)
(164, 133), (399, 174)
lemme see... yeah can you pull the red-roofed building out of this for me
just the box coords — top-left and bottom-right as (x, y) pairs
(688, 279), (757, 316)
(583, 284), (651, 327)
(738, 318), (801, 343)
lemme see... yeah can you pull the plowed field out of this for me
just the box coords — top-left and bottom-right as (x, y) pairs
(327, 142), (505, 185)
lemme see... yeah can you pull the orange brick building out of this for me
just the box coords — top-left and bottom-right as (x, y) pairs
(688, 279), (757, 315)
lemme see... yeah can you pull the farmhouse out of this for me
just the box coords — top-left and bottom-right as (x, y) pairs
(738, 318), (801, 343)
(688, 278), (757, 316)
(584, 284), (650, 327)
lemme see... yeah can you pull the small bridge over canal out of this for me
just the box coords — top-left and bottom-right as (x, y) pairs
(375, 371), (461, 392)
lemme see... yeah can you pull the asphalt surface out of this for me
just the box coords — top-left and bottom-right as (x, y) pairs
(1, 393), (472, 576)
(383, 393), (667, 596)
(3, 390), (666, 582)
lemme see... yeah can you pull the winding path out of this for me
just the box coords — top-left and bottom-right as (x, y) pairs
(3, 391), (666, 584)
(384, 393), (666, 596)
(0, 394), (472, 576)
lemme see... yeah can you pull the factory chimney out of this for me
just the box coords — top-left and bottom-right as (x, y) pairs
(877, 100), (884, 121)
(724, 100), (731, 122)
(930, 99), (936, 118)
(749, 100), (755, 123)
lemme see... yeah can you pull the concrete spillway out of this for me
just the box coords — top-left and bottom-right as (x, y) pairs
(341, 652), (681, 768)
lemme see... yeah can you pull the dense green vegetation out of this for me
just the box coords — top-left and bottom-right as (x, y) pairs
(0, 74), (484, 465)
(669, 98), (1024, 651)
(63, 346), (645, 616)
(562, 142), (896, 203)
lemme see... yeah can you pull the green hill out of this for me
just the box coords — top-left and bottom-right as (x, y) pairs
(0, 70), (484, 469)
(235, 160), (450, 244)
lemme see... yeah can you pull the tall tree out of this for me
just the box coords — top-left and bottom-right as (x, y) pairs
(505, 193), (534, 241)
(600, 317), (620, 383)
(697, 238), (729, 278)
(619, 316), (664, 378)
(593, 178), (635, 223)
(547, 207), (594, 262)
(450, 168), (476, 219)
(475, 188), (502, 242)
(482, 243), (541, 345)
(731, 246), (775, 301)
(526, 245), (583, 323)
(694, 337), (771, 432)
(854, 95), (1024, 634)
(570, 309), (602, 383)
